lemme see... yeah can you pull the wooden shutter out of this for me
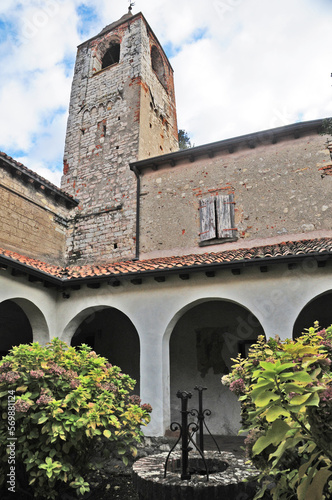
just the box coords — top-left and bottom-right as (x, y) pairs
(199, 197), (216, 241)
(216, 193), (235, 238)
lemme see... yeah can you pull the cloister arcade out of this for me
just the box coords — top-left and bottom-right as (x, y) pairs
(1, 262), (332, 436)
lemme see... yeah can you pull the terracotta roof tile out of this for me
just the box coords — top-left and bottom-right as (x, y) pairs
(1, 237), (332, 283)
(0, 248), (65, 278)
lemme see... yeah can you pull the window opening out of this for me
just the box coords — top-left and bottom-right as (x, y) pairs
(151, 45), (167, 89)
(102, 42), (120, 69)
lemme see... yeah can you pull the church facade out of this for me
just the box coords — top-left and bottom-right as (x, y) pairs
(1, 11), (332, 437)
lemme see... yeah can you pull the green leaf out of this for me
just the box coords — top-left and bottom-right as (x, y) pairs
(279, 371), (312, 383)
(253, 369), (276, 381)
(260, 361), (277, 371)
(305, 467), (332, 500)
(103, 429), (111, 438)
(253, 379), (275, 389)
(265, 406), (290, 422)
(252, 419), (291, 456)
(289, 393), (313, 405)
(283, 383), (306, 393)
(38, 415), (48, 425)
(276, 362), (298, 373)
(16, 385), (28, 393)
(303, 392), (320, 407)
(62, 442), (71, 454)
(252, 391), (280, 407)
(298, 452), (320, 480)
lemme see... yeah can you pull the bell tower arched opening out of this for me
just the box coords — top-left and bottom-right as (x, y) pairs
(102, 42), (120, 69)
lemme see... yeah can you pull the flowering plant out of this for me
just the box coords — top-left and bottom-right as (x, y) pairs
(224, 323), (332, 500)
(0, 339), (151, 499)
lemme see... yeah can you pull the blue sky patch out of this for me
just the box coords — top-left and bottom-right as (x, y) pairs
(190, 27), (208, 43)
(76, 4), (99, 37)
(0, 19), (17, 43)
(164, 28), (208, 58)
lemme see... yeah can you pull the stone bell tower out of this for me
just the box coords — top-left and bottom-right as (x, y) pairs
(61, 10), (178, 263)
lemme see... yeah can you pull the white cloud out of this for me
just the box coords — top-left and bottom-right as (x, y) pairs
(0, 0), (332, 186)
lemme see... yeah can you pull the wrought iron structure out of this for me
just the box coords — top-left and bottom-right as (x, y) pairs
(164, 390), (208, 480)
(191, 386), (221, 454)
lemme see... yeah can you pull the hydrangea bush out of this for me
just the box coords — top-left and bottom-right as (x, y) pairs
(223, 324), (332, 500)
(0, 339), (152, 499)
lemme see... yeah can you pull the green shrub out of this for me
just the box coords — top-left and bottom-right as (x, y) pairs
(0, 339), (151, 499)
(223, 324), (332, 500)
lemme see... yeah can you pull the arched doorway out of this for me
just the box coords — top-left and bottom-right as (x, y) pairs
(0, 299), (33, 358)
(169, 300), (265, 435)
(70, 307), (140, 394)
(293, 291), (332, 339)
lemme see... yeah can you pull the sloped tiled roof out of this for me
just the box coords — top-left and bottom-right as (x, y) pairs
(0, 248), (65, 279)
(1, 237), (332, 285)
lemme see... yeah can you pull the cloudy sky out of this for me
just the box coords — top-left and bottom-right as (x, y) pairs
(0, 0), (331, 186)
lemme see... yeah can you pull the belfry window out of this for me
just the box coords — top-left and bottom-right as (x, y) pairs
(102, 42), (120, 69)
(199, 193), (237, 243)
(151, 45), (167, 89)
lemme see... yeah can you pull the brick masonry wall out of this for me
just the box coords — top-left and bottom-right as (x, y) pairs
(61, 14), (178, 264)
(138, 21), (178, 159)
(0, 168), (70, 263)
(139, 132), (332, 257)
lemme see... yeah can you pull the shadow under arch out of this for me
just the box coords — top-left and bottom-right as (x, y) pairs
(0, 298), (49, 357)
(62, 305), (141, 394)
(162, 297), (265, 436)
(293, 290), (332, 339)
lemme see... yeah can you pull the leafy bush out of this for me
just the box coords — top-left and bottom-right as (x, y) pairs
(0, 339), (151, 499)
(223, 324), (332, 500)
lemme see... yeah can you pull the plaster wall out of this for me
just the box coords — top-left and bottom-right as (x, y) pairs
(54, 259), (332, 436)
(1, 258), (331, 436)
(139, 132), (332, 258)
(0, 167), (69, 263)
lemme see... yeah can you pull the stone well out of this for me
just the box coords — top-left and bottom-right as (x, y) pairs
(132, 451), (258, 500)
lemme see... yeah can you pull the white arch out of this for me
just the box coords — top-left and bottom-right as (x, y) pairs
(292, 288), (332, 338)
(161, 297), (265, 434)
(1, 297), (49, 345)
(60, 305), (109, 345)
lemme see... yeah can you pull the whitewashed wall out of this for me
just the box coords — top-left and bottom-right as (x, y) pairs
(1, 258), (331, 436)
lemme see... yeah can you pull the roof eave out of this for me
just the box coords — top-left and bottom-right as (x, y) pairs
(0, 154), (79, 208)
(1, 250), (330, 288)
(130, 118), (327, 173)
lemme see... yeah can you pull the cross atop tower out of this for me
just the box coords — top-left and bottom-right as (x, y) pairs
(128, 1), (135, 13)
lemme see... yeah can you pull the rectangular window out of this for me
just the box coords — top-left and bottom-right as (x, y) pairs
(199, 193), (236, 243)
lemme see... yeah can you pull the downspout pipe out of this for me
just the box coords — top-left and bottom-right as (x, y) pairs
(131, 165), (140, 261)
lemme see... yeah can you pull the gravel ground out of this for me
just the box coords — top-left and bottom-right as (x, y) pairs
(84, 460), (139, 500)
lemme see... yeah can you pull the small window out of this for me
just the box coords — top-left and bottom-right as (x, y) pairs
(102, 42), (120, 69)
(151, 45), (167, 89)
(199, 193), (236, 243)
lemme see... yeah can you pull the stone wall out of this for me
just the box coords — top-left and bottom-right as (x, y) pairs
(62, 13), (178, 264)
(0, 167), (70, 263)
(139, 131), (332, 258)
